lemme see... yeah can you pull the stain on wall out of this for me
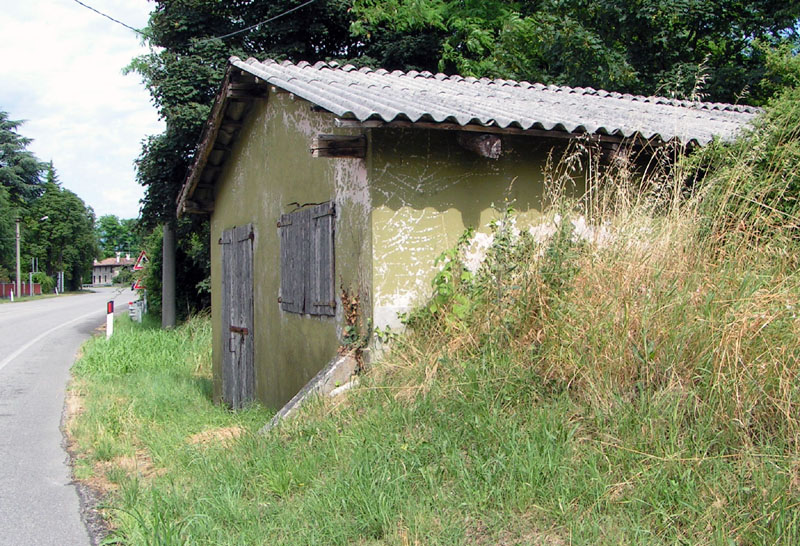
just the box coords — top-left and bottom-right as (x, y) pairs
(369, 128), (561, 328)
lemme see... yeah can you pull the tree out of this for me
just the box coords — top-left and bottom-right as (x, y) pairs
(25, 164), (97, 291)
(351, 0), (800, 104)
(96, 214), (140, 258)
(0, 112), (43, 278)
(0, 111), (44, 205)
(0, 186), (14, 276)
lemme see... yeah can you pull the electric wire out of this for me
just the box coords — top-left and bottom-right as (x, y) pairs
(198, 0), (318, 43)
(69, 0), (318, 44)
(70, 0), (145, 36)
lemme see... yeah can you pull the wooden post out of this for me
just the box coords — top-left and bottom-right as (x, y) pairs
(162, 222), (176, 329)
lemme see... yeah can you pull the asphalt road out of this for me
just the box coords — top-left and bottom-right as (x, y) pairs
(0, 287), (133, 546)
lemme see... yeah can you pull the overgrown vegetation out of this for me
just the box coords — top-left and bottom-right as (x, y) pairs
(129, 1), (800, 316)
(70, 86), (799, 544)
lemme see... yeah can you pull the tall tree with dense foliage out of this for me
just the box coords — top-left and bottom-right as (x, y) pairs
(96, 214), (140, 258)
(351, 0), (800, 104)
(0, 186), (14, 279)
(0, 111), (44, 280)
(24, 164), (98, 290)
(0, 111), (44, 205)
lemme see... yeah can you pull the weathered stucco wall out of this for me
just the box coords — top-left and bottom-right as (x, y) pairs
(210, 92), (370, 409)
(369, 129), (561, 328)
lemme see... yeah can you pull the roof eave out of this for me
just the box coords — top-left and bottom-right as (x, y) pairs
(177, 62), (268, 217)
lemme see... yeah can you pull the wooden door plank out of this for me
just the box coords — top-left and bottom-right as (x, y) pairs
(220, 227), (234, 407)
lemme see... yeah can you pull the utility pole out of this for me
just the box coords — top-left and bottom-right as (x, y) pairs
(162, 222), (176, 329)
(15, 218), (21, 299)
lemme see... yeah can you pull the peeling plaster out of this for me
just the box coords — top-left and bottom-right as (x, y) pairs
(280, 100), (319, 139)
(369, 128), (551, 328)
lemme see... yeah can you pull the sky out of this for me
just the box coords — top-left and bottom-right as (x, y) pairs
(1, 0), (164, 220)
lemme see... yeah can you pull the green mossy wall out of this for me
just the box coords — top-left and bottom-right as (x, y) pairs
(210, 93), (371, 410)
(369, 129), (563, 328)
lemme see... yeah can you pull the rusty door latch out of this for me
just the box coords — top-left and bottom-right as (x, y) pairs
(229, 325), (249, 352)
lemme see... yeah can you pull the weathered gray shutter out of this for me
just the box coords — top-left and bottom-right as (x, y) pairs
(220, 224), (255, 409)
(310, 202), (335, 316)
(279, 211), (305, 313)
(279, 202), (335, 316)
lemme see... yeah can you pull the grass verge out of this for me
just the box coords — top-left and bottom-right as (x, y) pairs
(68, 87), (800, 544)
(68, 225), (800, 545)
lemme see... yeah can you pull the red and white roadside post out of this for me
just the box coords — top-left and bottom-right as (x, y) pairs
(106, 300), (114, 339)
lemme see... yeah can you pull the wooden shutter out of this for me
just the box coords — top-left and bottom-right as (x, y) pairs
(278, 202), (335, 316)
(279, 210), (305, 314)
(310, 202), (335, 316)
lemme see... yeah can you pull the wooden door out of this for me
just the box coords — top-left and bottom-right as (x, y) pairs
(221, 224), (255, 409)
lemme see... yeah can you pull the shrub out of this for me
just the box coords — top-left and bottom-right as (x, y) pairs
(33, 271), (55, 294)
(691, 85), (800, 244)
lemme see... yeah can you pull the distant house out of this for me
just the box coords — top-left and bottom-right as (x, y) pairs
(92, 253), (134, 286)
(177, 57), (758, 411)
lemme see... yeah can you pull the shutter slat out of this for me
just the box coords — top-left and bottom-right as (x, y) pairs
(239, 224), (255, 405)
(279, 213), (304, 313)
(221, 227), (235, 406)
(310, 203), (335, 316)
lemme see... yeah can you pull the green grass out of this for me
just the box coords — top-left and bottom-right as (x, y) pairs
(69, 89), (800, 544)
(69, 254), (800, 545)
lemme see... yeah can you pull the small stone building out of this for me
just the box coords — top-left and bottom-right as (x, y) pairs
(177, 57), (757, 410)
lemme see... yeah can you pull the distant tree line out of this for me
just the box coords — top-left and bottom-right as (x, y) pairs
(0, 111), (140, 292)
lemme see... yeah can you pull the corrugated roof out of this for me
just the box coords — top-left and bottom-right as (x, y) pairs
(177, 57), (762, 216)
(233, 56), (759, 145)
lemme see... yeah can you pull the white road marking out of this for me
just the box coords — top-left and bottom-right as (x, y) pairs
(0, 309), (102, 372)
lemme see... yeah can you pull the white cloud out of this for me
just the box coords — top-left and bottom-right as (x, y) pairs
(0, 0), (164, 219)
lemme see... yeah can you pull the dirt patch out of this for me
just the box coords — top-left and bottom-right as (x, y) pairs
(62, 381), (109, 545)
(89, 449), (167, 495)
(64, 386), (86, 434)
(188, 426), (244, 446)
(464, 515), (567, 546)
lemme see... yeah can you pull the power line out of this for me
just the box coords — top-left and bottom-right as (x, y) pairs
(198, 0), (318, 43)
(69, 0), (318, 44)
(70, 0), (145, 36)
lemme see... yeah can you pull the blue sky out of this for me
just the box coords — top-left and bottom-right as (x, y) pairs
(1, 0), (164, 219)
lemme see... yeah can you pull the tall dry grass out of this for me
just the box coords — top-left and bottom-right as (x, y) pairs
(396, 114), (800, 455)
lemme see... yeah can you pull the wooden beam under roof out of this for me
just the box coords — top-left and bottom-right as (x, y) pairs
(333, 118), (676, 147)
(182, 199), (215, 215)
(310, 134), (367, 158)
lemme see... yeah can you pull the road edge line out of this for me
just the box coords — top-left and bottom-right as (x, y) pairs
(0, 309), (102, 372)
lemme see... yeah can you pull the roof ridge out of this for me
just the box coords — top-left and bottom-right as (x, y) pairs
(238, 57), (759, 113)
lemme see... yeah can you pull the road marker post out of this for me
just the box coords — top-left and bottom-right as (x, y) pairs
(106, 300), (114, 339)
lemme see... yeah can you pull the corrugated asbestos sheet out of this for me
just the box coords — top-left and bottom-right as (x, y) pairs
(233, 56), (759, 145)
